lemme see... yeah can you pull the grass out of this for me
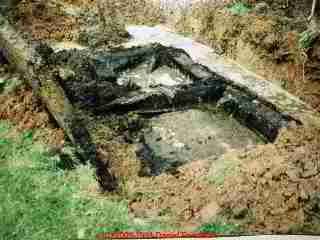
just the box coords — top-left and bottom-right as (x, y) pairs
(299, 30), (319, 49)
(228, 2), (251, 16)
(0, 120), (175, 240)
(197, 221), (239, 234)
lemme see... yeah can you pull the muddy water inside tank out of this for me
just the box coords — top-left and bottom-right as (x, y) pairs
(117, 63), (265, 176)
(137, 107), (265, 176)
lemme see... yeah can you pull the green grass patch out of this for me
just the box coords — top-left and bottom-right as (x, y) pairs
(0, 121), (175, 240)
(197, 218), (240, 234)
(299, 30), (319, 50)
(228, 2), (251, 16)
(0, 75), (23, 95)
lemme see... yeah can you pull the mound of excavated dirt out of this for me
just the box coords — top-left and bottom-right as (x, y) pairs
(11, 0), (163, 46)
(11, 0), (130, 45)
(13, 0), (78, 42)
(217, 122), (320, 234)
(125, 159), (217, 227)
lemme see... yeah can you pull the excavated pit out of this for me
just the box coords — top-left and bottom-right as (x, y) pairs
(0, 11), (296, 184)
(48, 43), (293, 176)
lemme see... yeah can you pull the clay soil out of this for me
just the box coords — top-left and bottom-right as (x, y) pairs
(104, 121), (320, 234)
(217, 123), (320, 234)
(1, 0), (320, 234)
(0, 87), (65, 147)
(106, 141), (219, 229)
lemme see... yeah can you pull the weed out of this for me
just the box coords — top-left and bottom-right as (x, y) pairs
(197, 219), (239, 234)
(228, 2), (251, 16)
(0, 76), (6, 93)
(299, 30), (318, 49)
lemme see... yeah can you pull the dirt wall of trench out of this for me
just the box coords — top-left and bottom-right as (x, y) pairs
(10, 0), (164, 46)
(174, 1), (320, 112)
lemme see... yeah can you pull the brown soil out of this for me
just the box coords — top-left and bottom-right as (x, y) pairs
(129, 161), (215, 225)
(11, 0), (164, 45)
(11, 0), (129, 45)
(217, 122), (320, 234)
(106, 143), (218, 229)
(104, 121), (320, 233)
(92, 133), (214, 228)
(0, 84), (65, 146)
(103, 121), (320, 234)
(13, 0), (78, 42)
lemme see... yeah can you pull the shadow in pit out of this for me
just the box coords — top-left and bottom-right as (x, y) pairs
(69, 115), (118, 191)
